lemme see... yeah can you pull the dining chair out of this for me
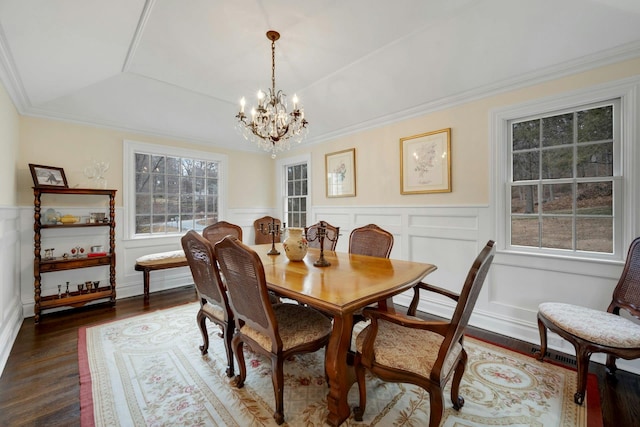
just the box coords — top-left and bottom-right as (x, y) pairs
(213, 236), (332, 425)
(353, 240), (496, 427)
(305, 221), (340, 250)
(202, 220), (243, 244)
(253, 215), (282, 244)
(537, 236), (640, 405)
(349, 223), (393, 258)
(349, 224), (394, 318)
(181, 230), (235, 377)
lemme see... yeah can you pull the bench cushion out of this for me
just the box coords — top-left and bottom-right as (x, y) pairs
(135, 250), (186, 267)
(539, 302), (640, 348)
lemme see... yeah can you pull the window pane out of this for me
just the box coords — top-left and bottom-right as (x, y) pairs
(511, 185), (538, 214)
(542, 113), (573, 147)
(512, 120), (539, 150)
(513, 152), (539, 181)
(542, 147), (573, 179)
(541, 217), (573, 249)
(301, 164), (307, 179)
(576, 217), (613, 253)
(151, 215), (166, 233)
(541, 183), (572, 214)
(167, 195), (179, 214)
(577, 142), (613, 177)
(135, 173), (150, 192)
(135, 215), (151, 234)
(166, 157), (180, 175)
(578, 105), (613, 143)
(136, 194), (150, 212)
(511, 217), (539, 247)
(577, 182), (612, 215)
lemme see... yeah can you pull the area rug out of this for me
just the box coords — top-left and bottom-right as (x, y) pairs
(79, 303), (602, 426)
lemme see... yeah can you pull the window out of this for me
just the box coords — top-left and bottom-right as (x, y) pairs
(124, 141), (227, 238)
(509, 102), (617, 253)
(492, 77), (639, 260)
(285, 162), (308, 227)
(276, 154), (311, 229)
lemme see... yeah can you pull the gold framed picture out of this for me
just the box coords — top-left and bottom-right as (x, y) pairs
(325, 148), (356, 198)
(400, 128), (451, 194)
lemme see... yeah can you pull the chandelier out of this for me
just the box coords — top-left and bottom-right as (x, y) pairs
(235, 30), (309, 159)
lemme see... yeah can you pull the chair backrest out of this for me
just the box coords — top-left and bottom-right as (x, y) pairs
(349, 224), (393, 258)
(214, 236), (280, 348)
(609, 236), (640, 319)
(181, 230), (230, 314)
(202, 221), (243, 245)
(253, 216), (282, 244)
(305, 221), (340, 250)
(438, 240), (495, 369)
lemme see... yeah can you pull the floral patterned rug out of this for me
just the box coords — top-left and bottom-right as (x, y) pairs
(79, 303), (601, 426)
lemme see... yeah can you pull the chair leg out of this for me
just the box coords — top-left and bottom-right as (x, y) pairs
(573, 347), (591, 405)
(450, 352), (466, 410)
(223, 322), (234, 377)
(605, 354), (618, 377)
(429, 387), (445, 427)
(353, 353), (367, 421)
(536, 316), (548, 362)
(231, 337), (246, 388)
(271, 356), (285, 425)
(197, 310), (209, 355)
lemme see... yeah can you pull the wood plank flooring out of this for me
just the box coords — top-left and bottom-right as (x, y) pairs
(0, 286), (638, 426)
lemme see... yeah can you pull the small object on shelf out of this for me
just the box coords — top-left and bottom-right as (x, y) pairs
(60, 215), (79, 224)
(77, 283), (84, 294)
(57, 284), (61, 298)
(87, 252), (107, 258)
(65, 281), (70, 296)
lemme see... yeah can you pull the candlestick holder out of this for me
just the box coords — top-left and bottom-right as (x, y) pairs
(308, 221), (337, 267)
(259, 218), (285, 255)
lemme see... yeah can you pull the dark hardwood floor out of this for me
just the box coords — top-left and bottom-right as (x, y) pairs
(0, 286), (638, 426)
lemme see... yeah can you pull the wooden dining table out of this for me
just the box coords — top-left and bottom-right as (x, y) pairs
(252, 244), (437, 426)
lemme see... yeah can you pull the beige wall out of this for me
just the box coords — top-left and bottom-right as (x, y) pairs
(17, 117), (273, 208)
(282, 57), (640, 207)
(0, 81), (19, 206)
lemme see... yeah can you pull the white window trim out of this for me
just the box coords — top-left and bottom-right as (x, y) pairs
(122, 139), (228, 240)
(490, 76), (639, 261)
(276, 153), (311, 226)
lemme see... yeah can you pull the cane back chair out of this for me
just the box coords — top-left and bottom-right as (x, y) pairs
(354, 240), (495, 427)
(537, 236), (640, 404)
(181, 230), (235, 377)
(213, 236), (332, 425)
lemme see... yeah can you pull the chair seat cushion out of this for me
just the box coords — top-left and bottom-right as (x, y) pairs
(355, 319), (462, 377)
(201, 301), (225, 322)
(241, 303), (332, 351)
(539, 302), (640, 348)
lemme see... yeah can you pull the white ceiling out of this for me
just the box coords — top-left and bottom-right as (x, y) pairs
(1, 0), (640, 155)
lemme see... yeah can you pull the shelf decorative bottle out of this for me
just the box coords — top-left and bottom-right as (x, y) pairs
(283, 227), (308, 261)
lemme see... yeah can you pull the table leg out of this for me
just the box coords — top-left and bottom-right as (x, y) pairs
(325, 313), (355, 426)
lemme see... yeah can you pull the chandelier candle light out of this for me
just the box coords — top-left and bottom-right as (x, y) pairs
(236, 30), (308, 159)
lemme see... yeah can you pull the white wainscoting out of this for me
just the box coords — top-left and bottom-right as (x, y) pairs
(310, 204), (635, 374)
(0, 206), (22, 375)
(13, 204), (636, 374)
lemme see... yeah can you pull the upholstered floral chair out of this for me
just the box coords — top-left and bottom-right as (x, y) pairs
(213, 236), (332, 425)
(181, 230), (235, 377)
(537, 236), (640, 404)
(353, 241), (495, 427)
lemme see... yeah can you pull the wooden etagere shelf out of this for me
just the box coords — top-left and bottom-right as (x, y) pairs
(33, 187), (117, 323)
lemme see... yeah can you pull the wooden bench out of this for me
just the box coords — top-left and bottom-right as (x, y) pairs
(134, 250), (188, 299)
